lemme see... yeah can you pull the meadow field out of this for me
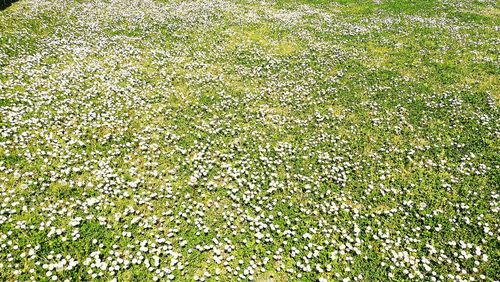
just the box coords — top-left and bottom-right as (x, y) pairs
(0, 0), (499, 281)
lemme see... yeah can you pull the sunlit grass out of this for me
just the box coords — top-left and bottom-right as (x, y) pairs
(0, 0), (498, 281)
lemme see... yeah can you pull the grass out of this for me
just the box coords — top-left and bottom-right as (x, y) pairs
(0, 0), (499, 281)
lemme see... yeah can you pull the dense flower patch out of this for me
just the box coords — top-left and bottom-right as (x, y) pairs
(0, 0), (498, 281)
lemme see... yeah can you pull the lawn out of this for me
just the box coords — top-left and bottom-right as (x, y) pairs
(0, 0), (498, 281)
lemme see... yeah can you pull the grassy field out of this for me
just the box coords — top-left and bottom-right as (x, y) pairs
(0, 0), (499, 281)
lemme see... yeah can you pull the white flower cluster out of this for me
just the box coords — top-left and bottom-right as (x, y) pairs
(0, 0), (498, 281)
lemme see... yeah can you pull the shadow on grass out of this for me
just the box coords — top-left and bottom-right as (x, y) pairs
(1, 0), (19, 11)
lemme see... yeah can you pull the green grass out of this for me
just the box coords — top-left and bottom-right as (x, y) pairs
(0, 0), (499, 281)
